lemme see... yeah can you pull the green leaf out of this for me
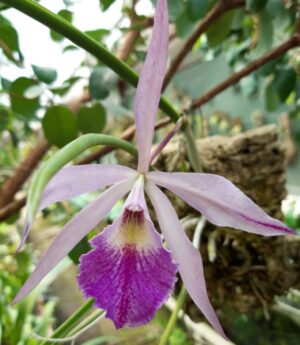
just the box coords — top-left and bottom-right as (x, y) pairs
(257, 58), (279, 76)
(206, 11), (235, 47)
(68, 236), (91, 264)
(9, 77), (40, 117)
(0, 106), (10, 132)
(50, 9), (73, 41)
(266, 0), (285, 17)
(186, 0), (209, 22)
(89, 68), (110, 100)
(32, 65), (57, 84)
(99, 0), (115, 11)
(246, 0), (267, 13)
(0, 25), (18, 50)
(77, 103), (106, 134)
(1, 77), (11, 91)
(0, 24), (22, 64)
(264, 82), (279, 111)
(251, 9), (273, 58)
(85, 29), (109, 42)
(273, 68), (296, 102)
(62, 44), (78, 53)
(42, 105), (78, 147)
(168, 0), (185, 22)
(49, 83), (70, 96)
(175, 9), (195, 38)
(50, 76), (81, 95)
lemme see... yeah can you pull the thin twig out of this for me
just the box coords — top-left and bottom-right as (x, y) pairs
(162, 0), (245, 91)
(149, 117), (183, 163)
(190, 35), (300, 111)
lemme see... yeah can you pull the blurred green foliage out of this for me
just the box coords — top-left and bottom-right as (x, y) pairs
(0, 224), (56, 345)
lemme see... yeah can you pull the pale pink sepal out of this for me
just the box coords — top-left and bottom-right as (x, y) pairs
(13, 178), (134, 304)
(39, 164), (136, 211)
(148, 172), (295, 236)
(18, 164), (136, 253)
(146, 181), (227, 338)
(135, 0), (169, 173)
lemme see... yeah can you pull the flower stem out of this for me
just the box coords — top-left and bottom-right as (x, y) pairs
(27, 134), (137, 225)
(39, 299), (94, 345)
(183, 126), (203, 172)
(67, 310), (103, 336)
(158, 286), (187, 345)
(150, 117), (183, 164)
(2, 0), (179, 122)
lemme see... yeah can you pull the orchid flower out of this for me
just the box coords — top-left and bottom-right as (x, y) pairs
(14, 0), (294, 338)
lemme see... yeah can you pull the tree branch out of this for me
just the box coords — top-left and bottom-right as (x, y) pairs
(0, 197), (26, 222)
(190, 35), (300, 111)
(162, 0), (245, 91)
(0, 138), (50, 209)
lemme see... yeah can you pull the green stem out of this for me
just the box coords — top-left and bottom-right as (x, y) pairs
(183, 126), (203, 172)
(2, 0), (179, 122)
(159, 286), (187, 345)
(27, 134), (137, 223)
(39, 299), (94, 345)
(67, 310), (103, 336)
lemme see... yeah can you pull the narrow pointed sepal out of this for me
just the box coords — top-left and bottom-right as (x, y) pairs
(78, 210), (177, 328)
(146, 181), (227, 338)
(135, 0), (169, 172)
(148, 172), (295, 236)
(18, 164), (136, 252)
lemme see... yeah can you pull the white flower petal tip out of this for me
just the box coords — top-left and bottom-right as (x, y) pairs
(145, 181), (227, 339)
(135, 0), (169, 173)
(148, 172), (296, 237)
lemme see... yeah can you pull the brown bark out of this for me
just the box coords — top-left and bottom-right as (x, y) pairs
(0, 197), (26, 222)
(0, 139), (50, 209)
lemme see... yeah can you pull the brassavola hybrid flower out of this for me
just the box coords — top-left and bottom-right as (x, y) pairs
(14, 0), (294, 338)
